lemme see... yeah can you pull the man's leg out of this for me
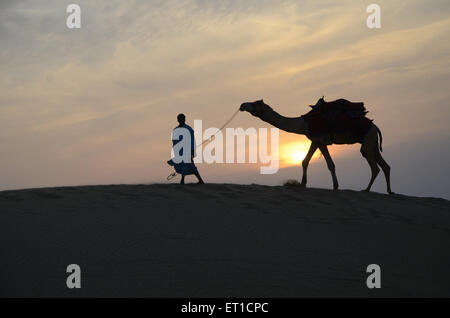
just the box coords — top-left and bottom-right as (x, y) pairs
(180, 174), (185, 184)
(194, 171), (204, 184)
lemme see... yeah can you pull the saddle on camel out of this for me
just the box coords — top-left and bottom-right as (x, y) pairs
(301, 96), (373, 145)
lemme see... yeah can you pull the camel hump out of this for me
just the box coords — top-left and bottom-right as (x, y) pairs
(302, 98), (372, 141)
(326, 99), (365, 111)
(309, 97), (366, 112)
(306, 97), (368, 117)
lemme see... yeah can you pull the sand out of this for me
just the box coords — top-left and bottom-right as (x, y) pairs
(0, 183), (449, 297)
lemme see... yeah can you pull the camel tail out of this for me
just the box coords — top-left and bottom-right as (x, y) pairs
(375, 124), (383, 152)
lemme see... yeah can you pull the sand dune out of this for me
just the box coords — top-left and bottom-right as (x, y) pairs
(1, 183), (449, 297)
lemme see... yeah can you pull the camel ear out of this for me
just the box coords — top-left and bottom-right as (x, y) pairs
(261, 98), (264, 103)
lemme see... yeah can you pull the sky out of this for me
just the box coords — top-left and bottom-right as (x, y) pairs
(0, 0), (449, 198)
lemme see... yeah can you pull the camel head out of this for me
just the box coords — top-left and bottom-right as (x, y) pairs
(240, 99), (266, 116)
(310, 96), (325, 108)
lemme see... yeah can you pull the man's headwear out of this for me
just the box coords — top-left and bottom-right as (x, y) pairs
(177, 113), (185, 124)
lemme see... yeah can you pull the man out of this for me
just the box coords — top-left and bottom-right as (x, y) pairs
(171, 113), (205, 184)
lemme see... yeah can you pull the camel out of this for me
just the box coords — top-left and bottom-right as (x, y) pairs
(239, 99), (393, 194)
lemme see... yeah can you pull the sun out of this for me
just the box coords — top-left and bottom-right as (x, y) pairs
(280, 141), (320, 166)
(291, 150), (308, 163)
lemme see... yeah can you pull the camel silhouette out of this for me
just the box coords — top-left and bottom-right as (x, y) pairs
(240, 98), (392, 194)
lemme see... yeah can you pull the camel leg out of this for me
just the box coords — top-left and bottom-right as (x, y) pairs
(361, 146), (380, 192)
(318, 145), (339, 190)
(376, 151), (392, 194)
(300, 142), (318, 187)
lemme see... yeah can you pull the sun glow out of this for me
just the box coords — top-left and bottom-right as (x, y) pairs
(280, 141), (320, 166)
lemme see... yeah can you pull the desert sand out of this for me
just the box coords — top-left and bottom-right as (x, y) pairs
(0, 183), (449, 297)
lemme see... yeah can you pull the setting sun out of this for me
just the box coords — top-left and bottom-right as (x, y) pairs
(280, 141), (320, 166)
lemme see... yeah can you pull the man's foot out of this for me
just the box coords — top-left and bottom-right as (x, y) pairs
(196, 180), (204, 184)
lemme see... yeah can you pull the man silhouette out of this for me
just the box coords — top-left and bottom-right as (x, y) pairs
(171, 113), (205, 184)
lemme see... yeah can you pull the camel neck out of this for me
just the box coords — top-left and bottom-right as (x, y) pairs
(258, 104), (307, 135)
